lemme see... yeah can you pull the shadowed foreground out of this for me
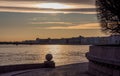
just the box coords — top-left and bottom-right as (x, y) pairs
(0, 62), (89, 76)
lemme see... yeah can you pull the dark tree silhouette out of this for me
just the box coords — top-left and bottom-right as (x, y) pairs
(96, 0), (120, 35)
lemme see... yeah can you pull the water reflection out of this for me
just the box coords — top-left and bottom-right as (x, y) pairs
(0, 45), (89, 66)
(40, 45), (62, 55)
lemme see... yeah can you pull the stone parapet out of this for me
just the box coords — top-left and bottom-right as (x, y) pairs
(86, 45), (120, 76)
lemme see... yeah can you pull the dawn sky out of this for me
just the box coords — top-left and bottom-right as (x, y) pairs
(0, 0), (107, 41)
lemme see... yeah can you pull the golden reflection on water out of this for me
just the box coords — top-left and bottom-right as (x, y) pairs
(35, 45), (89, 66)
(38, 45), (62, 62)
(0, 45), (89, 66)
(46, 45), (61, 54)
(43, 45), (70, 66)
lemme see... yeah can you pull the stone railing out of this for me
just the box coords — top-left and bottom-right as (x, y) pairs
(86, 45), (120, 76)
(0, 54), (55, 74)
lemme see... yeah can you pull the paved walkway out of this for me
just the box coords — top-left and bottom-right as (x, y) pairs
(0, 63), (89, 76)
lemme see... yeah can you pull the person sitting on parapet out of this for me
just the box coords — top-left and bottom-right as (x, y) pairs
(44, 54), (55, 68)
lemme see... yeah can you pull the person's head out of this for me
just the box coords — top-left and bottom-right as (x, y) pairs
(45, 54), (53, 61)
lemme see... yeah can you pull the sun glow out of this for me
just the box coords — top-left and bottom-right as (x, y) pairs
(36, 3), (71, 9)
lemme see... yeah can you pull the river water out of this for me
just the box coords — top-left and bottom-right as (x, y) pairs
(0, 45), (89, 66)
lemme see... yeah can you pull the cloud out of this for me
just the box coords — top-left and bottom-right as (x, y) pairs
(0, 6), (96, 11)
(30, 22), (74, 25)
(42, 23), (101, 29)
(35, 23), (101, 29)
(0, 6), (96, 14)
(0, 0), (95, 4)
(0, 0), (96, 14)
(68, 23), (100, 29)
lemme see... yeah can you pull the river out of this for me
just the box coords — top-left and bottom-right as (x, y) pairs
(0, 45), (89, 66)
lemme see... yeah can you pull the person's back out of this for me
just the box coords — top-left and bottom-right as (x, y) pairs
(44, 54), (55, 68)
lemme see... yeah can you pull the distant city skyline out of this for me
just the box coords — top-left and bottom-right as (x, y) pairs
(0, 0), (107, 41)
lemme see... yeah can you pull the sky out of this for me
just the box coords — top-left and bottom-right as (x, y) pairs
(0, 0), (107, 41)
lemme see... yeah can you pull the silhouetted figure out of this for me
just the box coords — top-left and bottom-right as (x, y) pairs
(44, 54), (55, 68)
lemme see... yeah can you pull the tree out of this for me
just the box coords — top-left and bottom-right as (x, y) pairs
(96, 0), (120, 35)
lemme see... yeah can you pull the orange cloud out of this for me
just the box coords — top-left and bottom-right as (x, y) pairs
(45, 23), (101, 29)
(30, 22), (74, 25)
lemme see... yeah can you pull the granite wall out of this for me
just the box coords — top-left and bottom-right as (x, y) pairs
(86, 45), (120, 76)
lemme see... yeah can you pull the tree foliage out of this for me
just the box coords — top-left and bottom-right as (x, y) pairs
(96, 0), (120, 35)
